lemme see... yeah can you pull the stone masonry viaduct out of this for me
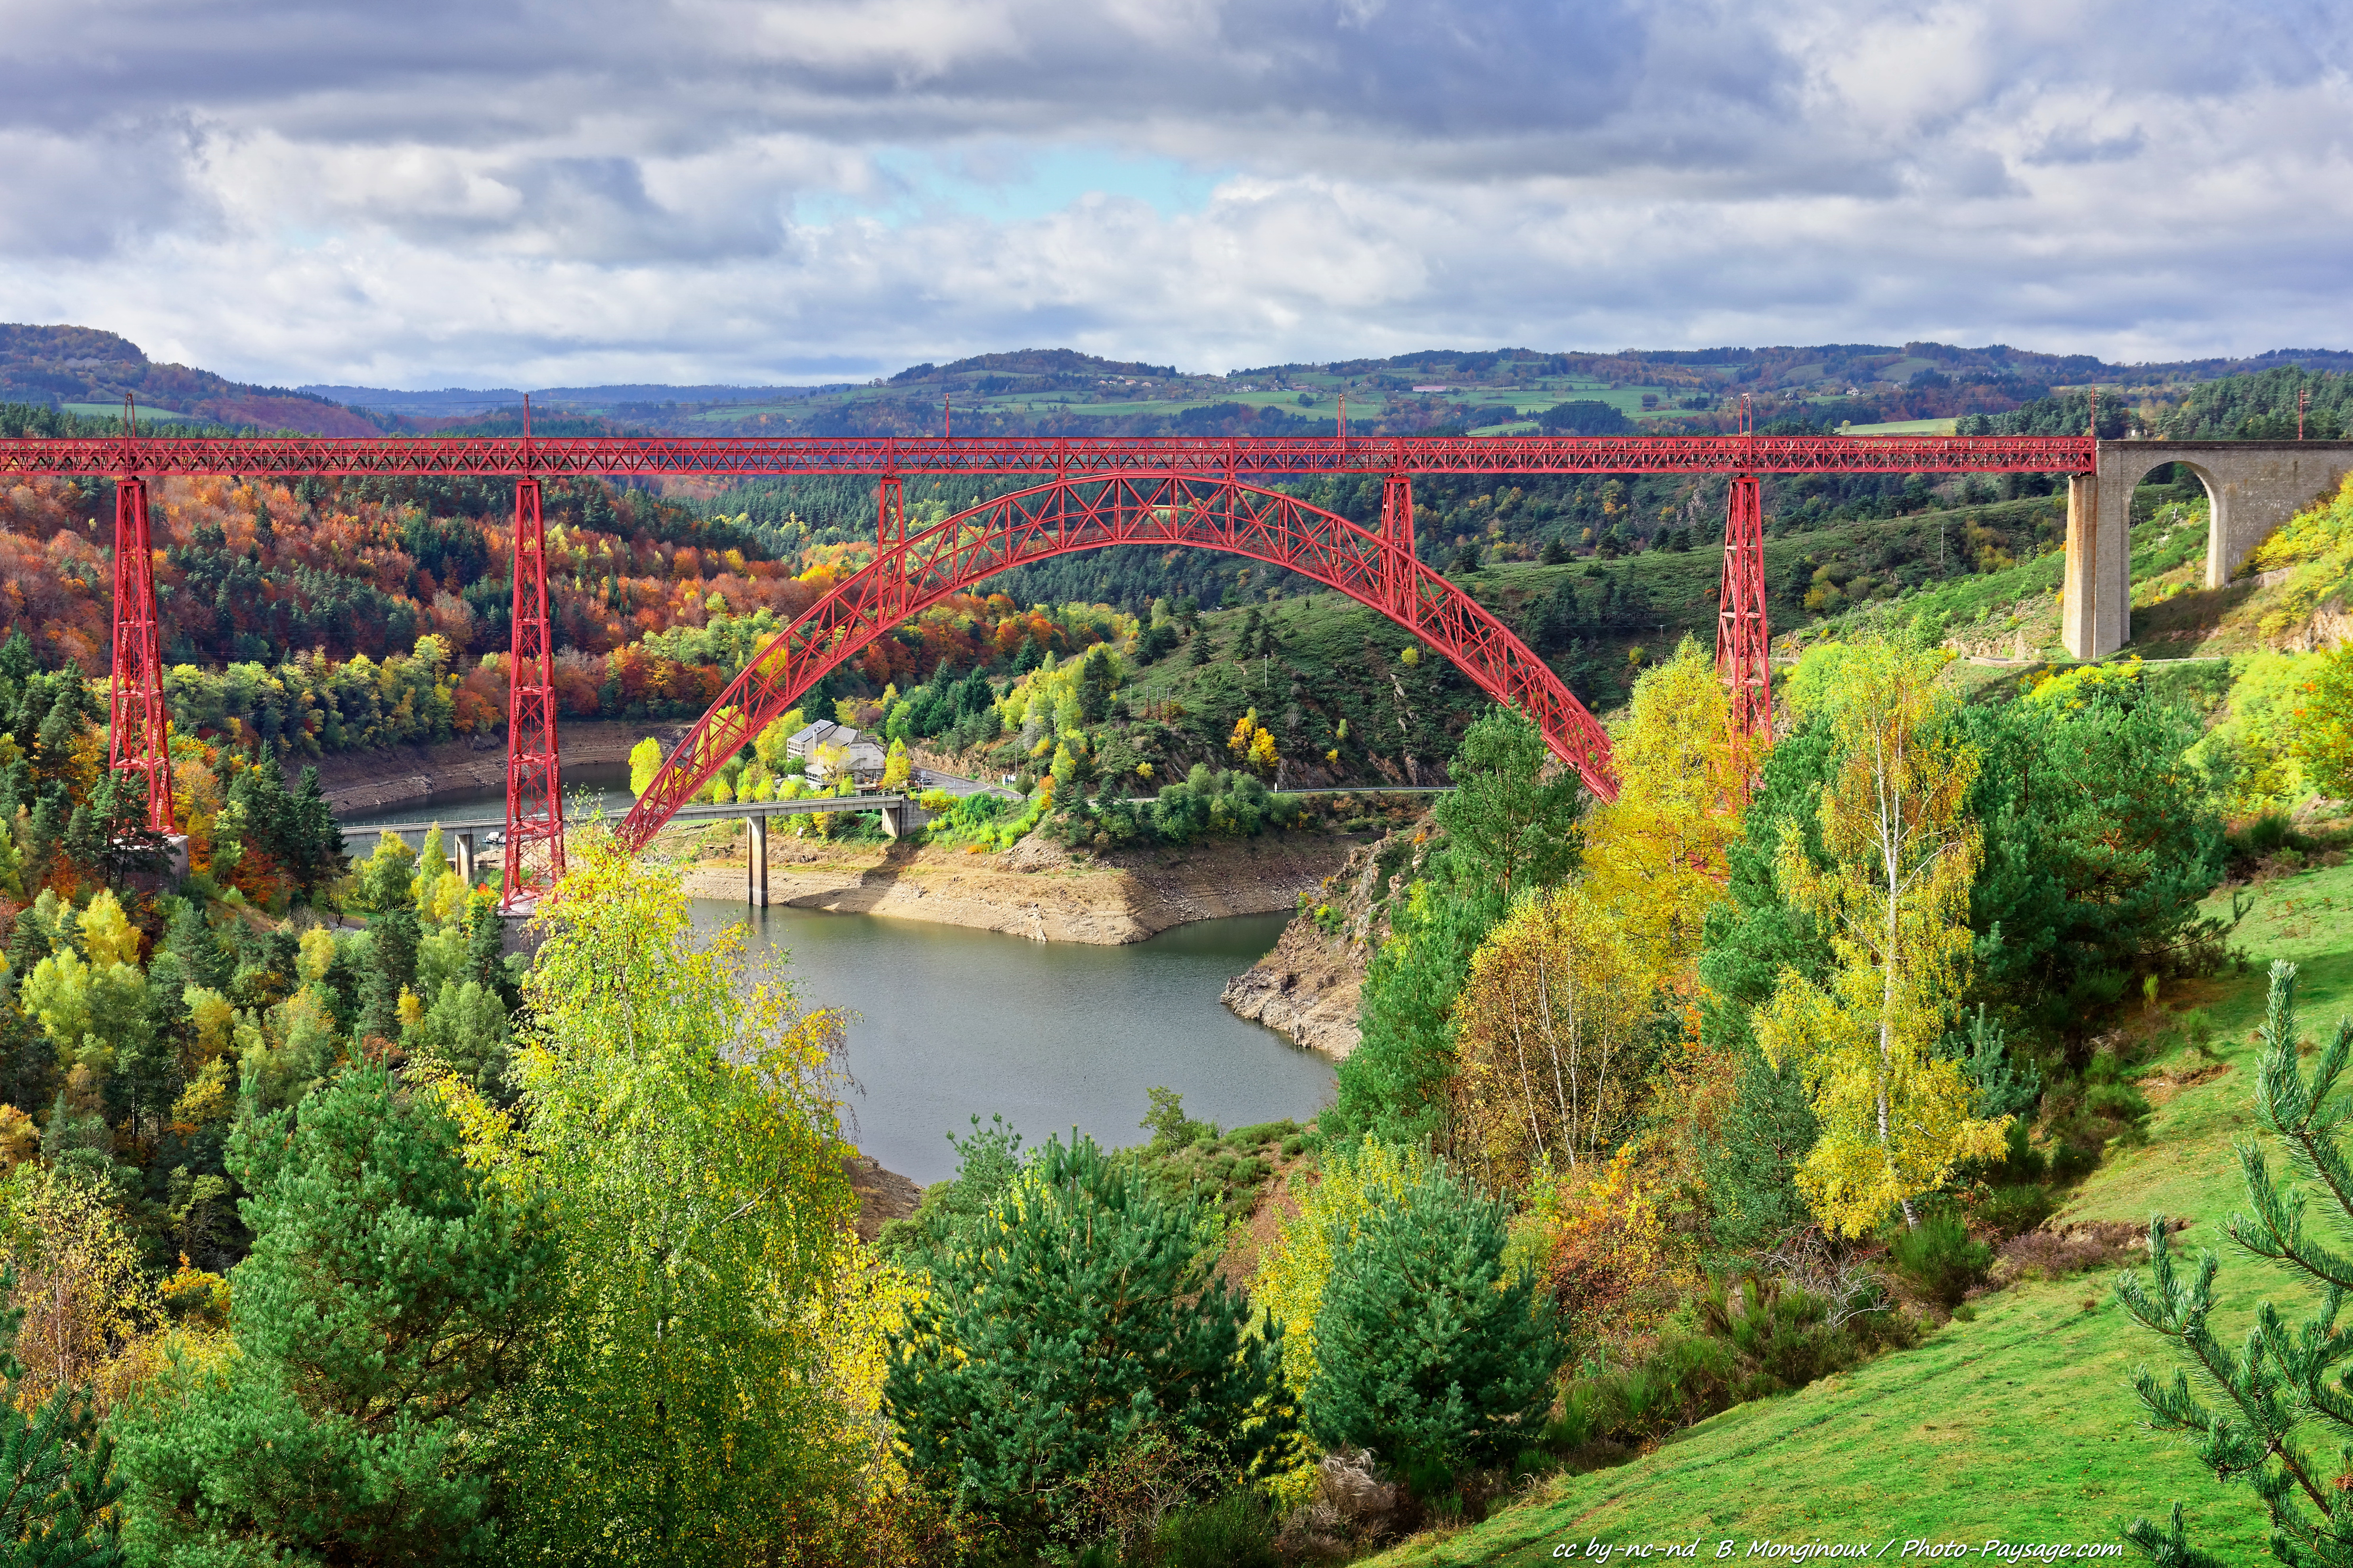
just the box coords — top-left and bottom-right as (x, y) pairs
(2063, 440), (2353, 660)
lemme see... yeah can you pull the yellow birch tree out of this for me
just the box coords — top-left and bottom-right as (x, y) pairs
(472, 826), (876, 1561)
(1578, 637), (1746, 983)
(1755, 641), (2007, 1236)
(1451, 885), (1649, 1187)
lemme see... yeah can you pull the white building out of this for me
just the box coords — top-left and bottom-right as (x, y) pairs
(791, 722), (889, 788)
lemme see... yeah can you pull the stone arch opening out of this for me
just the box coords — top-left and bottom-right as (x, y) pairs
(2074, 440), (2353, 658)
(2118, 456), (2235, 588)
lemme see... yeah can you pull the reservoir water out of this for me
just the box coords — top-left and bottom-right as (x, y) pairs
(337, 787), (1335, 1187)
(701, 903), (1333, 1186)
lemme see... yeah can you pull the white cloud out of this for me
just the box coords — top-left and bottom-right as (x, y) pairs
(4, 0), (2348, 384)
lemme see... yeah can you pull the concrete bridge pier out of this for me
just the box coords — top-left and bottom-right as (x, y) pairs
(746, 813), (769, 908)
(454, 831), (476, 885)
(2062, 439), (2353, 661)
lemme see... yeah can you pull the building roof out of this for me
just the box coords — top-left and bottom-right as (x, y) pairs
(785, 721), (859, 756)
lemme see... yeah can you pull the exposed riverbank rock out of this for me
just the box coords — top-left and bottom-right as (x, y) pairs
(311, 720), (650, 816)
(1217, 816), (1440, 1061)
(844, 1154), (923, 1243)
(1217, 916), (1367, 1060)
(670, 826), (1365, 945)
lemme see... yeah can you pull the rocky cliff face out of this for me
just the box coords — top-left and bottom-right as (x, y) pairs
(844, 1154), (922, 1242)
(1219, 814), (1440, 1060)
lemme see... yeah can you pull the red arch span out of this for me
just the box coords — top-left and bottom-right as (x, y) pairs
(618, 472), (1616, 847)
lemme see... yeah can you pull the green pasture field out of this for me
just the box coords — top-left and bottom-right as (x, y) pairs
(1842, 417), (1960, 435)
(1372, 861), (2353, 1566)
(658, 368), (1758, 432)
(61, 402), (202, 424)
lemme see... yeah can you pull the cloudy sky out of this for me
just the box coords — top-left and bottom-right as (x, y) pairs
(4, 0), (2349, 387)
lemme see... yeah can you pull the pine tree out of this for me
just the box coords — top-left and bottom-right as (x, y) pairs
(163, 903), (230, 995)
(465, 895), (515, 1010)
(122, 950), (187, 1141)
(115, 1063), (554, 1560)
(1431, 705), (1581, 904)
(1693, 1043), (1820, 1262)
(21, 792), (66, 889)
(56, 806), (101, 882)
(2116, 962), (2353, 1567)
(884, 1133), (1290, 1539)
(288, 765), (344, 897)
(358, 903), (419, 1047)
(955, 665), (994, 718)
(1077, 645), (1117, 723)
(1304, 1164), (1555, 1481)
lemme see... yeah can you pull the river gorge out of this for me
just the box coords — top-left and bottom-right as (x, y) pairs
(337, 788), (1340, 1187)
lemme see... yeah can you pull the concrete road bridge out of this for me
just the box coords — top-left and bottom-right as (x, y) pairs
(355, 793), (926, 908)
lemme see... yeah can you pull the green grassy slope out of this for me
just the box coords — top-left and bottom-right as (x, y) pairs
(1109, 494), (2064, 723)
(1370, 865), (2353, 1565)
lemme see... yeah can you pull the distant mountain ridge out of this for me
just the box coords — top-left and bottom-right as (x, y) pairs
(11, 325), (2353, 442)
(304, 382), (842, 417)
(0, 323), (380, 436)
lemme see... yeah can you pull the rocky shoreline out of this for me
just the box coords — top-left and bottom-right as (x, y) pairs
(672, 826), (1362, 945)
(1216, 815), (1439, 1061)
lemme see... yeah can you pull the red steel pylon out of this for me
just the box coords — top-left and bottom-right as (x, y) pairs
(1716, 473), (1772, 752)
(1379, 472), (1415, 614)
(877, 471), (903, 556)
(502, 470), (564, 908)
(108, 474), (175, 832)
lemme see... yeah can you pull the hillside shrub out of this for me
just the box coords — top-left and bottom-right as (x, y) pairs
(874, 1112), (1029, 1264)
(1254, 1136), (1437, 1406)
(1970, 1178), (2054, 1235)
(2225, 809), (2315, 877)
(1152, 1490), (1280, 1568)
(2245, 469), (2353, 643)
(1887, 1212), (1992, 1306)
(1545, 1274), (1916, 1452)
(2291, 641), (2353, 801)
(2034, 1051), (2154, 1179)
(2188, 650), (2334, 815)
(1989, 1221), (2148, 1288)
